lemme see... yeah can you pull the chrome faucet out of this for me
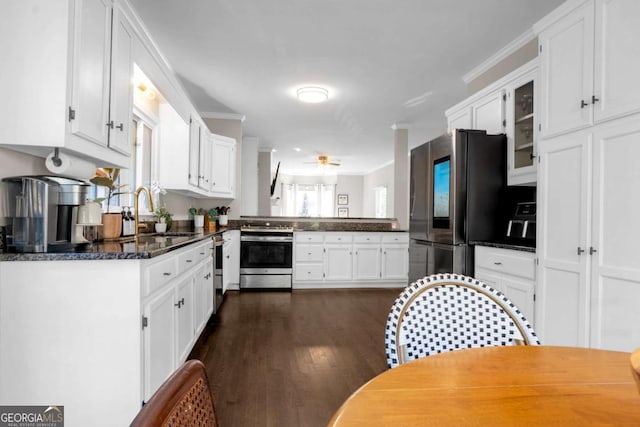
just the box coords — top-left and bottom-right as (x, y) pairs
(134, 186), (155, 234)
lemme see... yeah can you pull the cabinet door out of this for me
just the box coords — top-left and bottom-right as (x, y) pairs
(194, 264), (206, 334)
(107, 6), (133, 155)
(502, 277), (535, 326)
(593, 0), (640, 123)
(205, 259), (214, 319)
(142, 284), (175, 401)
(447, 107), (472, 132)
(538, 1), (594, 138)
(324, 244), (352, 281)
(175, 276), (194, 364)
(474, 268), (503, 294)
(199, 131), (212, 191)
(537, 133), (591, 347)
(353, 244), (381, 280)
(382, 244), (409, 281)
(506, 71), (537, 186)
(472, 90), (504, 134)
(589, 118), (640, 351)
(212, 137), (235, 196)
(188, 117), (200, 187)
(225, 230), (240, 288)
(70, 0), (112, 147)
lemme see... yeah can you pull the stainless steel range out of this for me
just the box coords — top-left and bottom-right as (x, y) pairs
(240, 225), (293, 289)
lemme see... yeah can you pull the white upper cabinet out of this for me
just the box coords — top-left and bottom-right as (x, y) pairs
(69, 0), (113, 148)
(592, 0), (640, 122)
(158, 106), (237, 199)
(107, 5), (135, 155)
(446, 89), (504, 134)
(473, 90), (505, 135)
(211, 134), (236, 198)
(447, 107), (472, 132)
(0, 0), (133, 167)
(536, 0), (640, 138)
(504, 62), (538, 186)
(188, 116), (201, 188)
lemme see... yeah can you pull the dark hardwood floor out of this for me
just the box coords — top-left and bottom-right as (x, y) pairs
(189, 288), (401, 427)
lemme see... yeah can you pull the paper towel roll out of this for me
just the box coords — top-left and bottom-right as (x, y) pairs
(45, 150), (97, 180)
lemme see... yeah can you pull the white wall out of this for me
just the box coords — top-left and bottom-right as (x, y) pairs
(241, 137), (258, 216)
(335, 175), (363, 217)
(363, 162), (395, 219)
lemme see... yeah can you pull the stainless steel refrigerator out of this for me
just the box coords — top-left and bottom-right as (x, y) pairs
(409, 129), (506, 282)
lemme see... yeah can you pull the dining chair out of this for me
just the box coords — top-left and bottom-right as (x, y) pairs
(631, 348), (640, 395)
(385, 273), (540, 368)
(130, 359), (218, 427)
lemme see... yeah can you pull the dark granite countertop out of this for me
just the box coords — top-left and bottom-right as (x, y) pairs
(0, 229), (228, 262)
(470, 240), (536, 253)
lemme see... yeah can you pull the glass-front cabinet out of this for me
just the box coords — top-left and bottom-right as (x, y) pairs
(506, 66), (538, 186)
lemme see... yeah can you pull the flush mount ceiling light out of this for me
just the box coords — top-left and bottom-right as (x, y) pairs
(297, 86), (329, 103)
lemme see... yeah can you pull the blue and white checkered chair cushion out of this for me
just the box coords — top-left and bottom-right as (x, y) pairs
(385, 273), (540, 368)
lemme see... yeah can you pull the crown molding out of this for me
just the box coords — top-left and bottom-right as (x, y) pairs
(462, 28), (536, 85)
(533, 0), (588, 34)
(200, 112), (246, 122)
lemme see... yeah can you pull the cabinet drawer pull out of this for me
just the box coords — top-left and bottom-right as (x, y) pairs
(493, 262), (502, 265)
(591, 95), (599, 104)
(174, 301), (182, 308)
(106, 121), (114, 129)
(116, 123), (124, 131)
(580, 100), (589, 109)
(163, 272), (172, 276)
(186, 259), (193, 263)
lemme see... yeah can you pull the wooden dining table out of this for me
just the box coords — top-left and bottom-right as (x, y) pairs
(328, 346), (640, 426)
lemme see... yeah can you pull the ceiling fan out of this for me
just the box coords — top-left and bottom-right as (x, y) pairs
(304, 155), (341, 167)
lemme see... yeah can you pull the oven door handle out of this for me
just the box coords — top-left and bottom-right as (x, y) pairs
(241, 236), (293, 242)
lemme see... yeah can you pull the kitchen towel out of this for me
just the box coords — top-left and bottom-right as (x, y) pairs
(45, 150), (96, 180)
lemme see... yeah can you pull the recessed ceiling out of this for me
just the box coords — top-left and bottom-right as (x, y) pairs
(129, 0), (563, 175)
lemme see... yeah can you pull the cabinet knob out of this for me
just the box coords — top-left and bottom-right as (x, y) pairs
(116, 123), (124, 131)
(577, 247), (585, 255)
(591, 95), (600, 104)
(106, 121), (114, 129)
(580, 100), (589, 109)
(589, 247), (597, 255)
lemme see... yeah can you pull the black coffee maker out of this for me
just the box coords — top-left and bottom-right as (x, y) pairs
(2, 176), (90, 252)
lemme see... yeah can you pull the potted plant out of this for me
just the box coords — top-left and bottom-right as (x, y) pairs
(153, 206), (173, 233)
(217, 206), (230, 226)
(207, 208), (218, 231)
(189, 207), (206, 228)
(90, 168), (128, 239)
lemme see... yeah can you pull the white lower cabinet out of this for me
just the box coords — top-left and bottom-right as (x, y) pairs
(141, 238), (213, 400)
(0, 238), (215, 427)
(175, 275), (195, 364)
(294, 232), (324, 281)
(142, 284), (175, 402)
(293, 232), (408, 288)
(474, 245), (536, 326)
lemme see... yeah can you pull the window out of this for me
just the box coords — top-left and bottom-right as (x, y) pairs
(282, 183), (335, 217)
(374, 186), (387, 218)
(88, 111), (156, 213)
